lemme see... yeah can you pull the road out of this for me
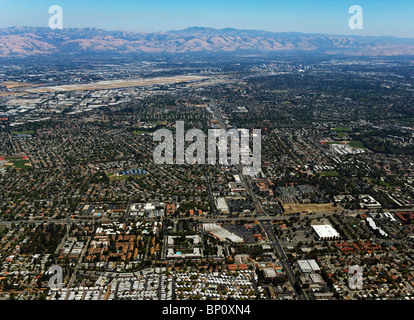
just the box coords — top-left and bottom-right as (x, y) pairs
(67, 236), (92, 287)
(0, 207), (412, 226)
(208, 98), (306, 300)
(260, 220), (307, 300)
(204, 165), (218, 215)
(209, 99), (272, 217)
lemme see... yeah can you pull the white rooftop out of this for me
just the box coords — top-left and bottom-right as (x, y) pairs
(312, 224), (340, 239)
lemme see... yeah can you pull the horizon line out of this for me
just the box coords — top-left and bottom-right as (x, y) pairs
(1, 25), (414, 41)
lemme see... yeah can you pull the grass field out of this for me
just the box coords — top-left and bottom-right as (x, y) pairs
(3, 156), (31, 170)
(333, 127), (350, 132)
(347, 141), (365, 148)
(318, 171), (339, 177)
(283, 203), (338, 214)
(106, 172), (129, 182)
(12, 130), (34, 135)
(11, 160), (31, 169)
(337, 132), (348, 137)
(148, 121), (167, 126)
(132, 130), (152, 135)
(367, 177), (394, 189)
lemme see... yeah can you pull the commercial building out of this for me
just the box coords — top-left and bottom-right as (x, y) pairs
(312, 224), (340, 240)
(216, 197), (229, 214)
(208, 228), (244, 243)
(297, 259), (321, 273)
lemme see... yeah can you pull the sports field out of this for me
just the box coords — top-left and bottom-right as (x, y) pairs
(1, 156), (31, 170)
(347, 141), (365, 148)
(106, 172), (129, 182)
(333, 127), (350, 132)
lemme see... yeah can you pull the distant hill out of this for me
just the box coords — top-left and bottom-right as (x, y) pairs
(1, 26), (414, 57)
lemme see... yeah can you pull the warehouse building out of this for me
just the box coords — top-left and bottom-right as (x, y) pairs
(208, 228), (244, 243)
(312, 224), (340, 240)
(297, 259), (321, 273)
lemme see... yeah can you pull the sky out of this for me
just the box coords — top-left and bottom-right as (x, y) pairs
(0, 0), (413, 38)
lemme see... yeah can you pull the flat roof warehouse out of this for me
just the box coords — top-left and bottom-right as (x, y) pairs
(312, 224), (340, 240)
(208, 228), (244, 243)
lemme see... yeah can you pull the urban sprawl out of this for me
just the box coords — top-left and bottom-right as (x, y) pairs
(0, 54), (414, 301)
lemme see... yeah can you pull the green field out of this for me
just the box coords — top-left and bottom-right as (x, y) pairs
(132, 130), (151, 135)
(337, 132), (348, 137)
(148, 121), (167, 126)
(347, 141), (365, 148)
(333, 127), (350, 132)
(318, 171), (339, 177)
(10, 160), (31, 169)
(133, 122), (167, 135)
(4, 156), (31, 169)
(106, 172), (129, 182)
(367, 177), (394, 189)
(11, 130), (34, 135)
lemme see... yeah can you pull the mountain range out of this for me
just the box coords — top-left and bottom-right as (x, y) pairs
(1, 26), (414, 57)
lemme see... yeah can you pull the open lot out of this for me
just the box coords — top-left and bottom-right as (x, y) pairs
(283, 203), (338, 214)
(0, 81), (40, 89)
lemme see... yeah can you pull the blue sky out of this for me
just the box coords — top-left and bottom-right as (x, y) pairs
(0, 0), (413, 37)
